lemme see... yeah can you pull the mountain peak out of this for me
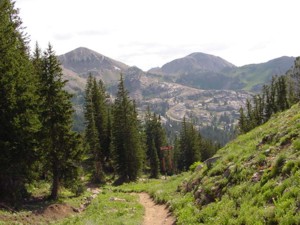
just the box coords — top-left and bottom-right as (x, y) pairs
(160, 52), (236, 75)
(58, 47), (129, 75)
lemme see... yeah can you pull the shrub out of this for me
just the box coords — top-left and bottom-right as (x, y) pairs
(292, 139), (300, 151)
(270, 155), (286, 178)
(189, 161), (202, 172)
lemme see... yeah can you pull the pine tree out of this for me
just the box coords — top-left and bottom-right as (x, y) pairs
(287, 57), (300, 103)
(112, 75), (143, 183)
(252, 94), (264, 127)
(270, 76), (278, 114)
(144, 107), (167, 178)
(178, 117), (201, 171)
(149, 138), (160, 178)
(262, 85), (272, 122)
(39, 44), (82, 200)
(0, 0), (41, 202)
(84, 74), (105, 183)
(238, 107), (246, 133)
(276, 76), (289, 111)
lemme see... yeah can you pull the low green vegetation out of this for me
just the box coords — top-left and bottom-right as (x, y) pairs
(176, 104), (300, 224)
(114, 174), (200, 224)
(58, 189), (143, 225)
(90, 103), (300, 225)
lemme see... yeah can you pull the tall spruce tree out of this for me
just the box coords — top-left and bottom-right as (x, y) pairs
(287, 57), (300, 103)
(144, 107), (167, 178)
(112, 75), (143, 183)
(276, 76), (289, 111)
(0, 0), (41, 202)
(39, 44), (82, 200)
(84, 75), (105, 183)
(178, 117), (201, 171)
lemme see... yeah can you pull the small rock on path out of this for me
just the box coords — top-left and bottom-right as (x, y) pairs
(138, 193), (176, 225)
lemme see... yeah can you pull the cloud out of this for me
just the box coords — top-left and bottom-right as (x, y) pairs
(52, 29), (114, 47)
(76, 29), (113, 37)
(249, 41), (270, 52)
(53, 32), (74, 41)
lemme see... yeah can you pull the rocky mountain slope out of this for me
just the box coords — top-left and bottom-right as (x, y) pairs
(180, 104), (300, 224)
(59, 48), (295, 143)
(59, 47), (129, 85)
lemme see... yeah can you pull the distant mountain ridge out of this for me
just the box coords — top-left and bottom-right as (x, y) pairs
(60, 47), (295, 93)
(152, 52), (236, 75)
(225, 56), (295, 91)
(59, 47), (296, 140)
(148, 53), (295, 91)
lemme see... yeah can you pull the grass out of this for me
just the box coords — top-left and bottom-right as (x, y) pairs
(113, 173), (201, 225)
(3, 104), (300, 224)
(173, 104), (300, 224)
(58, 189), (143, 225)
(52, 104), (300, 224)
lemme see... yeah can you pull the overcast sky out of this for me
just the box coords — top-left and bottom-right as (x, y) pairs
(16, 0), (300, 71)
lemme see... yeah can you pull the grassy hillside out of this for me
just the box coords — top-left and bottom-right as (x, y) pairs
(225, 56), (294, 91)
(109, 104), (300, 225)
(178, 103), (300, 224)
(3, 104), (299, 225)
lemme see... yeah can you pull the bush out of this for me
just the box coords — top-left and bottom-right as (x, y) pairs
(270, 155), (286, 178)
(189, 161), (202, 172)
(293, 139), (300, 151)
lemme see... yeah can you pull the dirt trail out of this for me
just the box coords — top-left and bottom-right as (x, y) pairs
(138, 193), (176, 225)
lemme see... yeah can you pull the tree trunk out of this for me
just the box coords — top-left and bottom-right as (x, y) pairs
(50, 164), (59, 200)
(94, 160), (104, 183)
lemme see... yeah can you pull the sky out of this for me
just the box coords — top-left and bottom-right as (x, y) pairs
(15, 0), (300, 71)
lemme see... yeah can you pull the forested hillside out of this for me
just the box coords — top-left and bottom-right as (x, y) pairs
(0, 0), (217, 205)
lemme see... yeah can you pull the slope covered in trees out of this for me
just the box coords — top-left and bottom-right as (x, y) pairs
(239, 57), (300, 134)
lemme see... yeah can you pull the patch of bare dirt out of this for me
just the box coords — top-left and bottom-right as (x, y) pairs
(0, 188), (102, 225)
(0, 203), (77, 225)
(138, 193), (176, 225)
(40, 203), (76, 220)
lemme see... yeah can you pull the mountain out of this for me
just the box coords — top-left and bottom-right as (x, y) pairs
(59, 48), (295, 143)
(149, 53), (295, 91)
(150, 52), (236, 75)
(225, 56), (295, 91)
(180, 104), (300, 224)
(59, 47), (129, 85)
(148, 52), (242, 90)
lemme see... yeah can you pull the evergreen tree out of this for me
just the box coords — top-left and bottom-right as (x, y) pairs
(84, 75), (107, 183)
(178, 117), (201, 171)
(112, 75), (143, 183)
(0, 0), (41, 202)
(39, 44), (82, 200)
(172, 137), (180, 173)
(262, 85), (272, 121)
(276, 76), (289, 111)
(144, 107), (167, 178)
(287, 57), (300, 103)
(252, 94), (264, 127)
(238, 107), (246, 133)
(269, 76), (278, 114)
(239, 75), (291, 134)
(149, 138), (160, 178)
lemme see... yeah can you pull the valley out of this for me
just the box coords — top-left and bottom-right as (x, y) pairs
(60, 47), (294, 144)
